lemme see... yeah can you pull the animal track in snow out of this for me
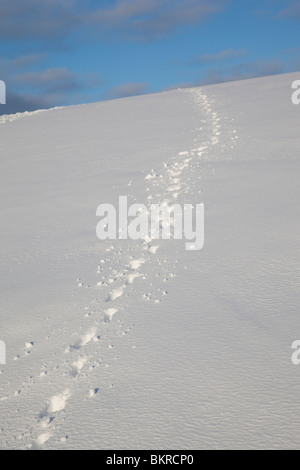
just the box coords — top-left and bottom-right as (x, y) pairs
(1, 87), (234, 451)
(34, 432), (52, 448)
(80, 327), (98, 347)
(71, 357), (87, 378)
(104, 308), (119, 323)
(47, 389), (71, 414)
(107, 285), (125, 302)
(127, 272), (142, 284)
(146, 245), (160, 255)
(129, 258), (146, 270)
(67, 328), (98, 352)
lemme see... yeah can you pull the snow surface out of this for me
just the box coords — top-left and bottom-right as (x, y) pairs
(0, 72), (300, 450)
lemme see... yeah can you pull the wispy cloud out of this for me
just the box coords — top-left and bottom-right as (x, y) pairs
(90, 0), (230, 40)
(107, 82), (149, 99)
(0, 0), (230, 41)
(0, 54), (46, 71)
(14, 68), (81, 93)
(190, 49), (247, 66)
(279, 1), (300, 20)
(0, 0), (79, 39)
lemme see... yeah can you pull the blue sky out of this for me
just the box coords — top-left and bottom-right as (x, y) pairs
(0, 0), (299, 114)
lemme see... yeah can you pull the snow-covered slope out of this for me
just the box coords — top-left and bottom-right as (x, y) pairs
(0, 72), (300, 450)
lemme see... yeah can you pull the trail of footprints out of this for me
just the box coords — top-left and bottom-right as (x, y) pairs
(1, 89), (238, 449)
